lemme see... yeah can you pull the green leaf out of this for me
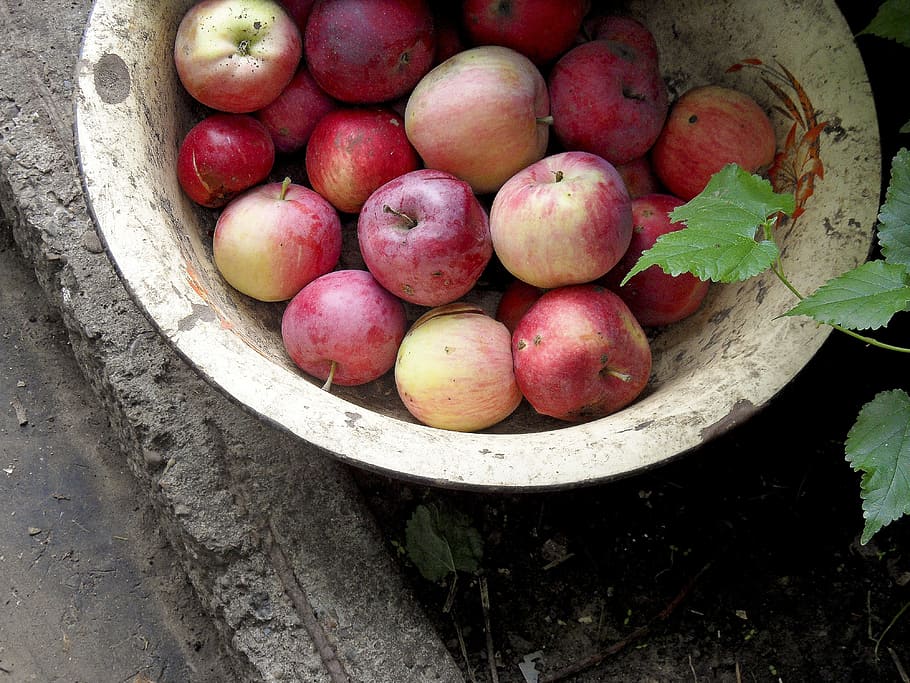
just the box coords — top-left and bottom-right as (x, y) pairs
(621, 165), (794, 284)
(901, 120), (910, 135)
(877, 148), (910, 269)
(845, 389), (910, 544)
(784, 260), (910, 330)
(404, 503), (483, 582)
(858, 0), (910, 47)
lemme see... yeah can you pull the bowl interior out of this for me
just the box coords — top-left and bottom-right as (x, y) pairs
(74, 0), (880, 489)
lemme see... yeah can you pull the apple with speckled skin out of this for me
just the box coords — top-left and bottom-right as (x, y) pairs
(174, 0), (302, 113)
(255, 65), (338, 154)
(304, 0), (436, 104)
(281, 269), (408, 389)
(176, 113), (275, 208)
(512, 284), (652, 422)
(404, 45), (551, 195)
(601, 193), (711, 327)
(548, 24), (667, 166)
(357, 168), (492, 306)
(305, 106), (421, 214)
(460, 0), (588, 66)
(213, 178), (342, 302)
(651, 84), (777, 201)
(489, 151), (632, 289)
(395, 303), (522, 431)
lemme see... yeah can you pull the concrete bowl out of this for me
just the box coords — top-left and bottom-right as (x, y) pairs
(74, 0), (880, 489)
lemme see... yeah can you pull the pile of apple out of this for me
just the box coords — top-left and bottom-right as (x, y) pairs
(173, 0), (777, 432)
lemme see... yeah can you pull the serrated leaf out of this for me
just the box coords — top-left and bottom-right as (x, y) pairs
(670, 164), (796, 232)
(621, 226), (779, 283)
(859, 0), (910, 47)
(784, 260), (910, 329)
(878, 148), (910, 269)
(621, 165), (791, 284)
(845, 390), (910, 544)
(404, 503), (483, 583)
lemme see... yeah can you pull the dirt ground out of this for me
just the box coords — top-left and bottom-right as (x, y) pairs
(0, 217), (232, 682)
(355, 6), (910, 682)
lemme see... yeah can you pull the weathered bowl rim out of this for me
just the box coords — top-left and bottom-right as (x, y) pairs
(74, 0), (881, 491)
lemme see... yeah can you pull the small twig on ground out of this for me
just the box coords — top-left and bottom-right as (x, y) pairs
(890, 647), (910, 683)
(452, 612), (478, 683)
(540, 560), (712, 683)
(874, 600), (910, 659)
(480, 576), (499, 683)
(688, 653), (698, 681)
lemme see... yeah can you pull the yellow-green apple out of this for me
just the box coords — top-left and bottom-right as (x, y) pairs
(651, 84), (777, 201)
(174, 0), (302, 113)
(495, 278), (545, 335)
(213, 178), (342, 302)
(512, 284), (652, 422)
(255, 65), (338, 154)
(176, 113), (275, 208)
(615, 155), (660, 199)
(460, 0), (589, 66)
(305, 106), (421, 214)
(357, 169), (493, 306)
(404, 45), (551, 195)
(489, 150), (632, 289)
(600, 193), (711, 327)
(548, 26), (668, 166)
(281, 269), (408, 389)
(395, 303), (522, 431)
(304, 0), (436, 104)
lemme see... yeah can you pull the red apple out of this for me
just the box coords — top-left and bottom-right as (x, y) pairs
(255, 65), (338, 154)
(548, 31), (668, 166)
(581, 14), (660, 68)
(404, 45), (551, 195)
(304, 0), (436, 104)
(281, 269), (408, 389)
(495, 278), (545, 335)
(489, 150), (632, 289)
(305, 106), (421, 214)
(176, 113), (275, 208)
(460, 0), (588, 66)
(213, 178), (342, 301)
(512, 284), (652, 422)
(651, 84), (777, 201)
(395, 303), (522, 431)
(357, 168), (493, 306)
(615, 155), (661, 199)
(432, 5), (468, 65)
(601, 193), (711, 327)
(277, 0), (316, 36)
(174, 0), (302, 113)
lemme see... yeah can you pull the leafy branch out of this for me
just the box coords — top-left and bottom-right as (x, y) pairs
(624, 154), (910, 545)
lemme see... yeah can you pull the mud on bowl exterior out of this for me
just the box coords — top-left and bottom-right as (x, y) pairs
(75, 0), (880, 490)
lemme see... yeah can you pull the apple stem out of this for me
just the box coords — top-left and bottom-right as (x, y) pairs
(604, 368), (633, 383)
(537, 115), (554, 126)
(321, 360), (337, 392)
(383, 204), (418, 229)
(279, 177), (292, 200)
